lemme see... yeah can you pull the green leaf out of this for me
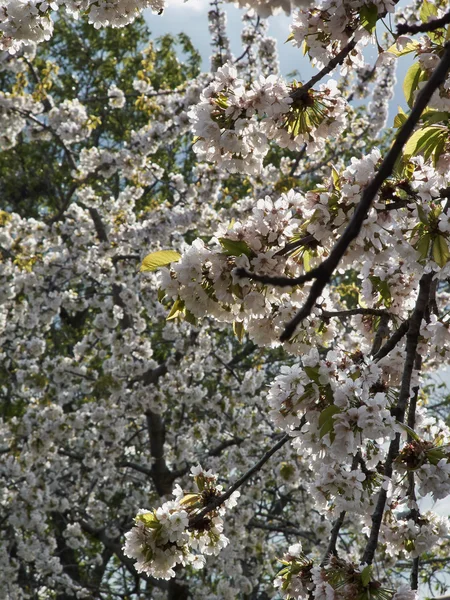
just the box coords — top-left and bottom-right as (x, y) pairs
(285, 32), (294, 43)
(419, 0), (438, 23)
(233, 320), (245, 342)
(398, 422), (421, 441)
(166, 297), (185, 320)
(393, 107), (407, 128)
(360, 3), (378, 33)
(422, 130), (447, 162)
(318, 405), (341, 428)
(417, 204), (428, 225)
(433, 135), (447, 166)
(422, 110), (450, 125)
(403, 126), (442, 159)
(386, 40), (419, 57)
(403, 62), (422, 108)
(185, 309), (198, 326)
(219, 238), (254, 258)
(432, 235), (450, 267)
(318, 405), (341, 439)
(415, 232), (431, 260)
(140, 249), (181, 272)
(304, 366), (321, 384)
(157, 288), (166, 302)
(361, 565), (372, 587)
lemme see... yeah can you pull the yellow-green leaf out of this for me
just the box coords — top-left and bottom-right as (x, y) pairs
(303, 250), (311, 272)
(403, 126), (442, 159)
(140, 250), (181, 272)
(432, 235), (450, 267)
(167, 297), (185, 320)
(386, 40), (419, 57)
(419, 0), (437, 23)
(361, 565), (372, 587)
(403, 62), (422, 107)
(233, 320), (245, 342)
(393, 106), (407, 128)
(331, 165), (340, 189)
(179, 493), (200, 506)
(398, 422), (421, 441)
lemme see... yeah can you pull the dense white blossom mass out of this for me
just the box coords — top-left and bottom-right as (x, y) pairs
(1, 0), (450, 598)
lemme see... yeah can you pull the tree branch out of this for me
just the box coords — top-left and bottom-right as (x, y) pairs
(190, 433), (290, 526)
(397, 10), (450, 35)
(361, 272), (433, 565)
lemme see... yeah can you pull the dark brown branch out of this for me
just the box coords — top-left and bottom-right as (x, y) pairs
(291, 38), (358, 101)
(370, 313), (391, 356)
(289, 143), (307, 177)
(171, 437), (245, 479)
(321, 307), (390, 319)
(397, 10), (450, 35)
(249, 519), (318, 542)
(373, 319), (410, 361)
(190, 433), (290, 526)
(118, 461), (152, 478)
(361, 272), (433, 565)
(322, 511), (346, 564)
(235, 267), (316, 289)
(146, 409), (174, 496)
(407, 354), (422, 591)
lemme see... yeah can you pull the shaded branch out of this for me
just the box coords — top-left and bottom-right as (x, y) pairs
(190, 433), (290, 526)
(321, 307), (390, 319)
(373, 319), (410, 361)
(321, 511), (346, 565)
(361, 272), (433, 565)
(397, 10), (450, 35)
(291, 38), (358, 101)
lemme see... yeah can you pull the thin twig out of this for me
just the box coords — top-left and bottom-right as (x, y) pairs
(190, 433), (290, 525)
(290, 39), (358, 101)
(373, 319), (410, 361)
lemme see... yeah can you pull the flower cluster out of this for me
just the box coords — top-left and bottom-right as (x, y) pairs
(396, 436), (450, 500)
(380, 510), (448, 558)
(188, 62), (347, 174)
(290, 0), (395, 71)
(48, 98), (91, 144)
(276, 552), (418, 599)
(123, 466), (240, 579)
(0, 0), (165, 53)
(268, 348), (397, 513)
